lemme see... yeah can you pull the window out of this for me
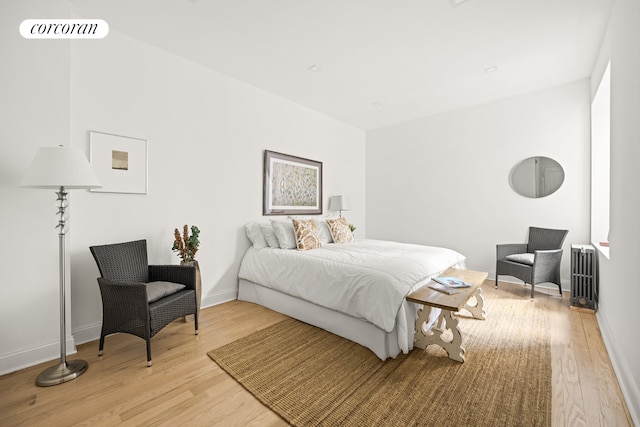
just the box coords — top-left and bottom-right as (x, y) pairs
(590, 61), (610, 257)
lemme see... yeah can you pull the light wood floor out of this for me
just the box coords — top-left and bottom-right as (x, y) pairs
(0, 281), (633, 426)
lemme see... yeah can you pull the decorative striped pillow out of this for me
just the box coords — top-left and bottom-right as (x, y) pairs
(326, 217), (354, 244)
(292, 219), (322, 250)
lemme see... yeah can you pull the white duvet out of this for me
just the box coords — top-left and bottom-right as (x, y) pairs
(238, 239), (466, 336)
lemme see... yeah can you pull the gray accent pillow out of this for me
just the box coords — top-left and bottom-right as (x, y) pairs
(506, 253), (535, 265)
(260, 224), (280, 248)
(245, 221), (268, 249)
(146, 281), (185, 303)
(271, 219), (297, 249)
(316, 220), (334, 244)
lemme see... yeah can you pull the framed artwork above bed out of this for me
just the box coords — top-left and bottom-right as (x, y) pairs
(263, 150), (322, 215)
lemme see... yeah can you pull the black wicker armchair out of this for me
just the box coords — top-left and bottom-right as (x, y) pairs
(496, 227), (568, 300)
(89, 239), (198, 367)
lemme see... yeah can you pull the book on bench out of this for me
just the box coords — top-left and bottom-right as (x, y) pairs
(432, 276), (472, 289)
(429, 282), (460, 295)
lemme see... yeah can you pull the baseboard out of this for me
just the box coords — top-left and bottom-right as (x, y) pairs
(0, 288), (239, 377)
(490, 275), (571, 292)
(201, 288), (238, 309)
(72, 288), (238, 345)
(596, 311), (640, 426)
(0, 337), (78, 377)
(71, 290), (238, 347)
(73, 322), (103, 346)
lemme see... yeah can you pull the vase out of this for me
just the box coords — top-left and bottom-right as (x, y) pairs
(181, 260), (201, 322)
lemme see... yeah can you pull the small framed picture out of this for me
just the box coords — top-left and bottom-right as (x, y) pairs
(89, 131), (148, 194)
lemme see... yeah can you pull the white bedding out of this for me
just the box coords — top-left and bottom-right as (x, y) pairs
(238, 239), (466, 352)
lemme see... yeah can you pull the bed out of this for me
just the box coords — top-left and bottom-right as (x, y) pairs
(238, 221), (466, 360)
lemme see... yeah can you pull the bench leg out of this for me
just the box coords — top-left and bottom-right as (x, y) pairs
(414, 306), (465, 362)
(462, 287), (486, 320)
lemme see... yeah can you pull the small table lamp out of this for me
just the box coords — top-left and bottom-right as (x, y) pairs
(328, 195), (351, 217)
(22, 146), (101, 386)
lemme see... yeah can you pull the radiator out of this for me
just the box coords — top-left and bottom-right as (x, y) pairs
(570, 244), (597, 310)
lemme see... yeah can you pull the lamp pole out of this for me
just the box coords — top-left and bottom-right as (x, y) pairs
(35, 186), (88, 386)
(22, 146), (101, 386)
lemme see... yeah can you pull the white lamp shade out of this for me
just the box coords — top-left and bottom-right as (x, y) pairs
(22, 146), (101, 189)
(329, 195), (351, 212)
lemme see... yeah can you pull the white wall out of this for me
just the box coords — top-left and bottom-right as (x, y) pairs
(0, 14), (365, 374)
(591, 0), (640, 422)
(366, 80), (591, 286)
(68, 28), (365, 345)
(0, 0), (76, 374)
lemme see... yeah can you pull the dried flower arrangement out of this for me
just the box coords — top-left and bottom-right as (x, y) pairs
(172, 224), (200, 263)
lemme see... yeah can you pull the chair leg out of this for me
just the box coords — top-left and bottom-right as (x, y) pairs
(495, 270), (499, 289)
(194, 311), (199, 336)
(146, 338), (152, 367)
(530, 283), (535, 300)
(98, 335), (105, 356)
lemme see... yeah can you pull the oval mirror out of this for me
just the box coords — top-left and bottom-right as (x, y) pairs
(510, 156), (564, 198)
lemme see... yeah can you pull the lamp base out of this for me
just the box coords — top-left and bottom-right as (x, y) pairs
(36, 360), (88, 387)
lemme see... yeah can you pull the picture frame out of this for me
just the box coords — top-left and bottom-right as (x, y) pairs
(263, 150), (323, 215)
(89, 131), (148, 194)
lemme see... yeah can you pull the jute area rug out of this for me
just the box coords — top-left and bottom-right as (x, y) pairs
(208, 288), (551, 426)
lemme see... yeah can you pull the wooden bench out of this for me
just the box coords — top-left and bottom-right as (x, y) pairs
(406, 268), (488, 362)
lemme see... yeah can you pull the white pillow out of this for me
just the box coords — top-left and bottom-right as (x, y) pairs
(260, 223), (280, 248)
(271, 219), (297, 249)
(316, 220), (334, 244)
(245, 221), (268, 249)
(506, 253), (535, 265)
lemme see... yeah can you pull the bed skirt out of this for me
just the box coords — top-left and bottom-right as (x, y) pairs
(238, 278), (412, 360)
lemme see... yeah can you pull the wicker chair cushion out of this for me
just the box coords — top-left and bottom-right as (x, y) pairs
(506, 253), (535, 265)
(146, 281), (185, 303)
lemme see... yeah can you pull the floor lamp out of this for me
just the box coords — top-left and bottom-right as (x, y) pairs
(22, 146), (101, 386)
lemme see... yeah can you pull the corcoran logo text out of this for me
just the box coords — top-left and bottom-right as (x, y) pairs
(20, 19), (109, 39)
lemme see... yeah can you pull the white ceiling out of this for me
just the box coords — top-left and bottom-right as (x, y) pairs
(70, 0), (613, 130)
